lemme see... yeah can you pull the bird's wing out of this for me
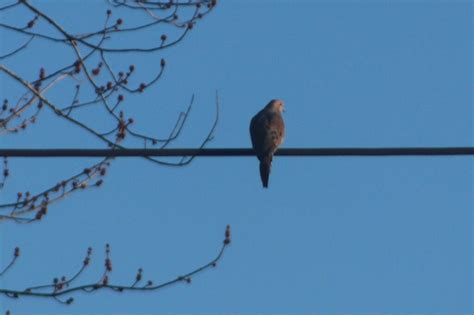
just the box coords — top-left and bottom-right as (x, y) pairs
(250, 110), (285, 161)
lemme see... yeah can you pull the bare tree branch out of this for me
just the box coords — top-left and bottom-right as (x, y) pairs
(0, 35), (35, 60)
(0, 225), (231, 305)
(1, 0), (220, 223)
(1, 1), (229, 308)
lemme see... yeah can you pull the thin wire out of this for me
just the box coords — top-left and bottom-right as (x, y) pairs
(0, 147), (473, 157)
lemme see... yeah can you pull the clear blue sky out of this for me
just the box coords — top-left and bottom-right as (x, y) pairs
(1, 0), (472, 314)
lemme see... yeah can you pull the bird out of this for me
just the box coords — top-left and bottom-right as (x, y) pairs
(249, 99), (285, 188)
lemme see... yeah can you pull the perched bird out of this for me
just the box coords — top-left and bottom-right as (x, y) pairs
(249, 99), (285, 188)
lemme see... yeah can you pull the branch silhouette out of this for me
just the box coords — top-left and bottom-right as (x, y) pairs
(0, 0), (219, 223)
(0, 226), (231, 305)
(0, 0), (229, 309)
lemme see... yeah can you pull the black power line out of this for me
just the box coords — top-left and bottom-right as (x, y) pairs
(1, 147), (473, 157)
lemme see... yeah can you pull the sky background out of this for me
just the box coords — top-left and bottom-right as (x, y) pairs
(0, 0), (473, 314)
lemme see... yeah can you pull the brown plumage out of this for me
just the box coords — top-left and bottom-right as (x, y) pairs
(249, 99), (285, 188)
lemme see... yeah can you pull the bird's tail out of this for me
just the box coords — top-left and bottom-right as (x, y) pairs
(259, 157), (272, 188)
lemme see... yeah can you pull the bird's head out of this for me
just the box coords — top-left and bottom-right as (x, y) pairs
(266, 99), (285, 113)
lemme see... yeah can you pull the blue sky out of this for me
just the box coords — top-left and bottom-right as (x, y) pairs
(1, 0), (472, 314)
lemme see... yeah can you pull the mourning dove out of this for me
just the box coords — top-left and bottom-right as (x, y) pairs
(249, 99), (285, 188)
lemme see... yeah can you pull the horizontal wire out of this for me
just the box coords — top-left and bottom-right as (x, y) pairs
(0, 147), (473, 157)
